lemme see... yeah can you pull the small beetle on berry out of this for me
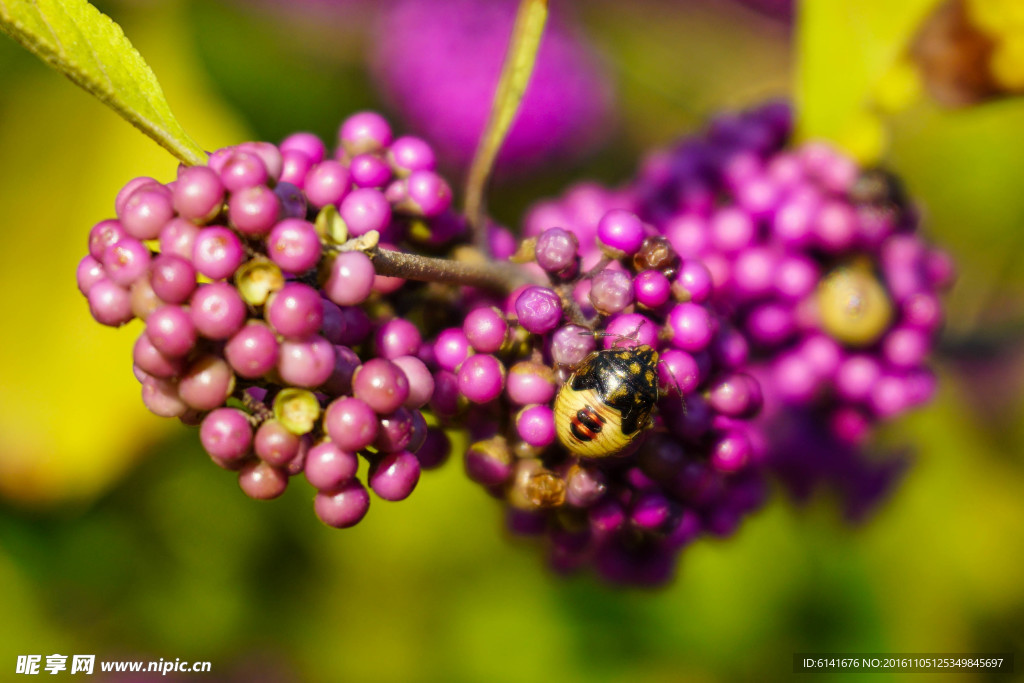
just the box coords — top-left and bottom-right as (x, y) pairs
(553, 341), (661, 458)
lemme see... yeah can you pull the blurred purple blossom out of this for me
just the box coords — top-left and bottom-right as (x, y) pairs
(371, 0), (615, 173)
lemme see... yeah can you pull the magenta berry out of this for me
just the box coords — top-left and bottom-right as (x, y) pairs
(323, 251), (375, 306)
(191, 282), (247, 340)
(200, 408), (253, 461)
(457, 354), (505, 404)
(88, 279), (134, 327)
(305, 441), (359, 491)
(314, 480), (371, 528)
(266, 282), (324, 339)
(103, 238), (151, 287)
(238, 460), (289, 500)
(145, 305), (196, 358)
(463, 306), (507, 353)
(280, 132), (326, 164)
(515, 287), (563, 334)
(178, 355), (235, 411)
(353, 358), (410, 414)
(597, 209), (646, 255)
(339, 188), (391, 236)
(388, 136), (436, 175)
(228, 185), (281, 236)
(278, 336), (336, 388)
(340, 111), (392, 155)
(267, 219), (321, 273)
(119, 187), (174, 240)
(192, 227), (244, 280)
(324, 397), (379, 452)
(150, 253), (197, 304)
(225, 322), (280, 378)
(515, 404), (556, 447)
(305, 161), (352, 208)
(369, 451), (420, 501)
(254, 419), (302, 467)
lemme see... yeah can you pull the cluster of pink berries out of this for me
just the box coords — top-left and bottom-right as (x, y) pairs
(631, 102), (954, 517)
(76, 104), (953, 585)
(76, 112), (456, 529)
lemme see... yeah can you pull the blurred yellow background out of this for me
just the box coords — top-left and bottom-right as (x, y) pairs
(1, 0), (1022, 680)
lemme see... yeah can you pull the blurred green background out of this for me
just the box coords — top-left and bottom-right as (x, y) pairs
(1, 0), (1023, 680)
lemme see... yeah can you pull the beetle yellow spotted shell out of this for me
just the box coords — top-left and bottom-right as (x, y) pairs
(554, 345), (660, 457)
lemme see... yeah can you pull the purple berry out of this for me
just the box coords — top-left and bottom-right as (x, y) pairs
(463, 306), (508, 353)
(141, 376), (188, 418)
(173, 166), (225, 222)
(391, 355), (434, 409)
(375, 318), (422, 359)
(200, 408), (253, 461)
(238, 460), (289, 500)
(145, 305), (197, 357)
(149, 253), (197, 304)
(267, 219), (321, 273)
(515, 286), (563, 334)
(193, 227), (244, 280)
(340, 111), (392, 155)
(220, 150), (269, 192)
(597, 209), (646, 255)
(266, 282), (324, 339)
(506, 361), (558, 405)
(350, 153), (393, 188)
(190, 282), (246, 340)
(280, 132), (326, 164)
(119, 187), (174, 240)
(159, 218), (200, 260)
(76, 255), (106, 296)
(324, 397), (379, 451)
(516, 404), (556, 447)
(434, 327), (473, 371)
(550, 324), (595, 366)
(225, 322), (280, 378)
(315, 480), (370, 528)
(589, 268), (634, 315)
(103, 238), (151, 287)
(457, 354), (506, 403)
(323, 251), (376, 306)
(305, 441), (359, 491)
(369, 451), (421, 501)
(88, 219), (127, 261)
(305, 161), (352, 208)
(178, 354), (235, 411)
(353, 358), (411, 414)
(133, 332), (184, 379)
(278, 335), (336, 388)
(339, 188), (391, 236)
(388, 136), (436, 175)
(228, 185), (281, 236)
(88, 279), (134, 326)
(674, 260), (714, 303)
(254, 419), (302, 467)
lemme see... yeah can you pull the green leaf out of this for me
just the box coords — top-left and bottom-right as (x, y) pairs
(0, 0), (206, 165)
(796, 0), (943, 162)
(463, 0), (548, 239)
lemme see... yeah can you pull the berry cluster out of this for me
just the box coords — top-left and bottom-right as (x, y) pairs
(76, 112), (458, 529)
(630, 102), (954, 517)
(76, 103), (953, 585)
(431, 209), (767, 586)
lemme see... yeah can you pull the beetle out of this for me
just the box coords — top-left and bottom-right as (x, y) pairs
(553, 343), (661, 458)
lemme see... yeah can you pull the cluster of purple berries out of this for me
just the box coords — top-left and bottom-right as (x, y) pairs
(630, 102), (954, 516)
(75, 102), (953, 585)
(76, 112), (457, 529)
(417, 207), (763, 586)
